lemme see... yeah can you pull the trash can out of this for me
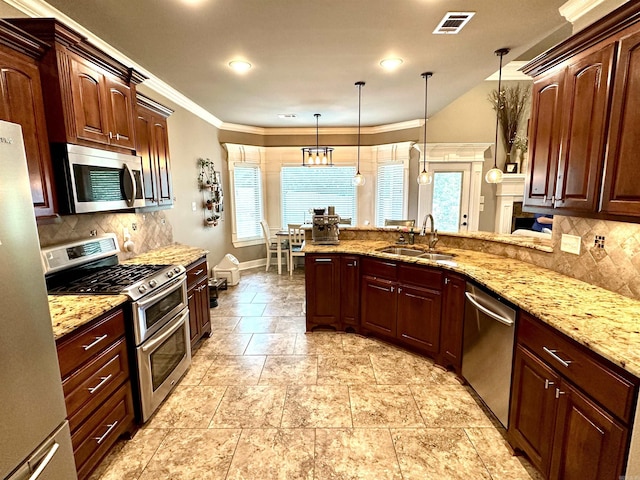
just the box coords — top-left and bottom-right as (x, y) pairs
(213, 253), (240, 286)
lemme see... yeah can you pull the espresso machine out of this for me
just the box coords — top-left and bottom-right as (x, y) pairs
(311, 206), (341, 244)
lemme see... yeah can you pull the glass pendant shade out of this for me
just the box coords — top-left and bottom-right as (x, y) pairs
(417, 169), (433, 185)
(485, 167), (504, 184)
(353, 81), (366, 187)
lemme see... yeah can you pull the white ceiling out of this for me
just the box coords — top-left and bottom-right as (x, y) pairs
(34, 0), (569, 128)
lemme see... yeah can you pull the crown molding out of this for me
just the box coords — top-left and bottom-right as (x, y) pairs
(219, 119), (423, 136)
(4, 0), (223, 128)
(485, 61), (531, 81)
(559, 0), (606, 23)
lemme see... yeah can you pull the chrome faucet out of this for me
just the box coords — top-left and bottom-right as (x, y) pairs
(420, 214), (439, 250)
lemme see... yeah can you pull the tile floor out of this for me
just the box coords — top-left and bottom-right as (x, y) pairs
(91, 267), (542, 480)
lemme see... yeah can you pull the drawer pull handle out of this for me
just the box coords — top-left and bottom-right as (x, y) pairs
(315, 258), (332, 263)
(82, 334), (108, 351)
(88, 374), (113, 394)
(543, 347), (572, 368)
(193, 269), (204, 276)
(94, 420), (118, 445)
(555, 388), (566, 399)
(544, 379), (555, 390)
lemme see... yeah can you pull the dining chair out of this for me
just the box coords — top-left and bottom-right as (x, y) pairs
(260, 220), (288, 272)
(287, 223), (305, 275)
(384, 219), (416, 228)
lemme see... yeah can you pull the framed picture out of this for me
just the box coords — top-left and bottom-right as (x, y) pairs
(505, 162), (518, 173)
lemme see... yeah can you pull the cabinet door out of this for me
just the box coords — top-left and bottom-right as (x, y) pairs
(555, 44), (614, 212)
(187, 286), (200, 346)
(601, 29), (640, 216)
(152, 116), (173, 205)
(0, 47), (57, 217)
(340, 255), (360, 329)
(197, 280), (211, 340)
(360, 275), (397, 338)
(70, 58), (110, 145)
(549, 382), (628, 480)
(396, 283), (441, 355)
(439, 274), (466, 372)
(106, 77), (136, 149)
(305, 255), (340, 329)
(135, 108), (157, 203)
(509, 345), (560, 476)
(524, 68), (564, 209)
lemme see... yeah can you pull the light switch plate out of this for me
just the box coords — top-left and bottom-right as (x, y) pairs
(560, 234), (581, 255)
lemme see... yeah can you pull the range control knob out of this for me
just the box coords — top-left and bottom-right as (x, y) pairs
(138, 285), (147, 293)
(167, 270), (174, 278)
(149, 279), (157, 288)
(174, 267), (181, 274)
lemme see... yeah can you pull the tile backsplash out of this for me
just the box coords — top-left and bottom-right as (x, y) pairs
(37, 211), (174, 261)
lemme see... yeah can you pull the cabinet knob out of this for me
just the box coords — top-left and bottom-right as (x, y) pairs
(544, 379), (555, 390)
(397, 287), (402, 293)
(390, 286), (395, 293)
(444, 278), (449, 285)
(555, 388), (566, 399)
(108, 132), (113, 139)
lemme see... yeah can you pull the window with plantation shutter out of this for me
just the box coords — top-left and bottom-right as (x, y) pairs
(376, 162), (405, 227)
(281, 166), (357, 226)
(232, 164), (263, 243)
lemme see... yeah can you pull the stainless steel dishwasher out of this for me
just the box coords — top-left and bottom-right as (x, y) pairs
(462, 282), (517, 428)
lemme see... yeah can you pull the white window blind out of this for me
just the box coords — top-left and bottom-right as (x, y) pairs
(233, 164), (263, 241)
(281, 166), (357, 226)
(376, 162), (405, 227)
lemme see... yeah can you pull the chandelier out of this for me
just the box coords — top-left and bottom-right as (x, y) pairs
(301, 113), (334, 166)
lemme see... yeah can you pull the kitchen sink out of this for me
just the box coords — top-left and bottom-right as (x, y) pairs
(376, 246), (455, 262)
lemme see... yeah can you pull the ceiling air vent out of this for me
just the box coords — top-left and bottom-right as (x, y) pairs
(433, 12), (475, 35)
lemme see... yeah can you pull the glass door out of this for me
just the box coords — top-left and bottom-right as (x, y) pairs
(418, 163), (471, 233)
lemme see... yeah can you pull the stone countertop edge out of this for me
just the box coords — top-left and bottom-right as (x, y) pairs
(304, 240), (640, 378)
(49, 244), (209, 341)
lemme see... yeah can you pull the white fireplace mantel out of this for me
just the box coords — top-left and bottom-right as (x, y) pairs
(494, 174), (526, 234)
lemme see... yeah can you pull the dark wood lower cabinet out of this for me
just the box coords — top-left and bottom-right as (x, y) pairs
(396, 283), (441, 354)
(340, 255), (360, 331)
(187, 257), (211, 349)
(439, 273), (466, 373)
(305, 255), (341, 330)
(360, 275), (397, 337)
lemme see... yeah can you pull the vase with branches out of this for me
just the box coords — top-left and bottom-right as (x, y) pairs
(488, 84), (531, 169)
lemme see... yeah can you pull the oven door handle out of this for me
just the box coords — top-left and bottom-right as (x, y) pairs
(142, 308), (189, 353)
(135, 276), (186, 310)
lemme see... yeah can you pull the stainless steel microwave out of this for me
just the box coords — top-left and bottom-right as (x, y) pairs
(53, 143), (147, 214)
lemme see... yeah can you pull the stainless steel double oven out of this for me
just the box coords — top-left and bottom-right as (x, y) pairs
(130, 272), (190, 422)
(42, 234), (191, 423)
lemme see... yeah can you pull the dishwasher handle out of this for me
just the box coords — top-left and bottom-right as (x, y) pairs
(465, 291), (514, 326)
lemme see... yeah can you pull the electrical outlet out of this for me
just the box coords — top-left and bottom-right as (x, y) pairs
(594, 235), (606, 249)
(560, 234), (581, 255)
(131, 222), (137, 231)
(89, 230), (97, 237)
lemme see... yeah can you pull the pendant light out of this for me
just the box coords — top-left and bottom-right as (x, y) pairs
(417, 72), (433, 185)
(301, 114), (334, 167)
(485, 48), (510, 184)
(352, 81), (366, 187)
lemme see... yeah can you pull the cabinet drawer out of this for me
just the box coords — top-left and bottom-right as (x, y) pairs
(57, 309), (125, 379)
(187, 257), (208, 289)
(362, 257), (397, 280)
(398, 263), (442, 290)
(518, 312), (637, 422)
(72, 382), (134, 480)
(63, 337), (130, 432)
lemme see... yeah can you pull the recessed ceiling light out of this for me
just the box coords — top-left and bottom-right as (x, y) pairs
(380, 58), (403, 70)
(278, 114), (297, 119)
(229, 60), (252, 73)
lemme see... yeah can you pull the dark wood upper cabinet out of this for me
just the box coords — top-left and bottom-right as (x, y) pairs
(522, 1), (640, 221)
(0, 20), (57, 219)
(136, 94), (174, 207)
(6, 18), (146, 154)
(601, 29), (640, 216)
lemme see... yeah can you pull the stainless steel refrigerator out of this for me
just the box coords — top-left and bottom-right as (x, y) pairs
(0, 120), (77, 479)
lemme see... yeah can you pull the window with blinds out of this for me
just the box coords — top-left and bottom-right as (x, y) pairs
(376, 162), (405, 227)
(281, 166), (357, 226)
(233, 164), (263, 241)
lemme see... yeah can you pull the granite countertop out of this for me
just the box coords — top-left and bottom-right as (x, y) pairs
(304, 240), (640, 378)
(49, 244), (208, 341)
